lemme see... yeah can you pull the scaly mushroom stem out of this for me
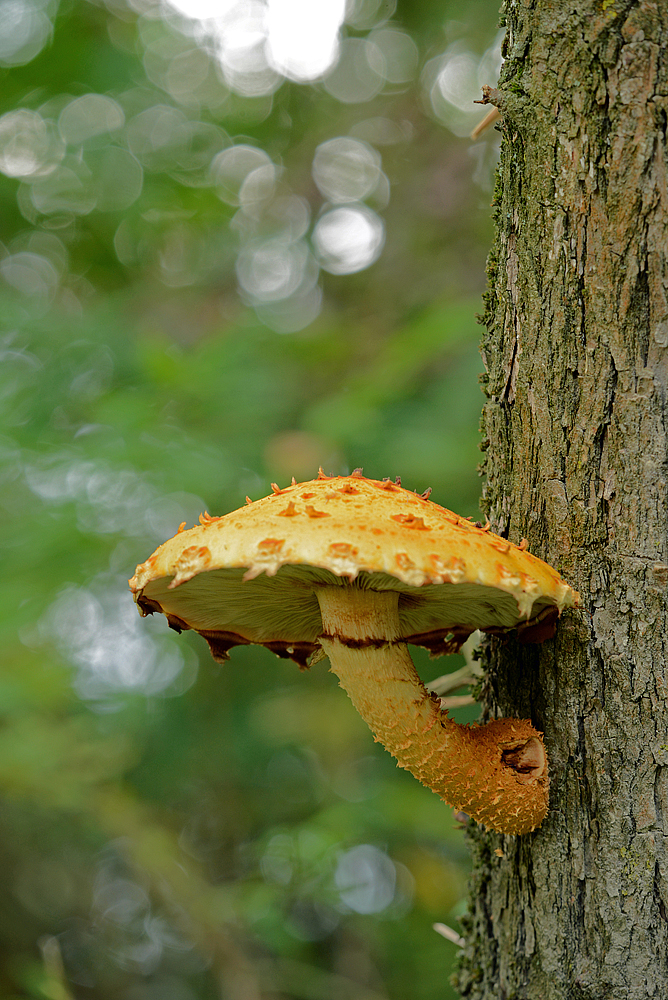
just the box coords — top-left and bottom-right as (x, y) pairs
(316, 586), (549, 835)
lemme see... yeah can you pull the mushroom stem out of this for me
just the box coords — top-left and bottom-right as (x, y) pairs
(316, 586), (549, 835)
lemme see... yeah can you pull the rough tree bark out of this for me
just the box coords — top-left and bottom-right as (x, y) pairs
(452, 2), (668, 997)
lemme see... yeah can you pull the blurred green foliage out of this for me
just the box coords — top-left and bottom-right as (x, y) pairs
(0, 0), (502, 996)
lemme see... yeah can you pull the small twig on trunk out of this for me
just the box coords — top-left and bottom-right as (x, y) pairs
(471, 106), (502, 139)
(474, 84), (502, 107)
(433, 923), (466, 948)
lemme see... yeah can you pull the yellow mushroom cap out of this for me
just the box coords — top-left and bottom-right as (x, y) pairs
(129, 471), (579, 666)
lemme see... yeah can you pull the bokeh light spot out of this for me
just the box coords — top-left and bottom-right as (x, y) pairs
(212, 1), (282, 97)
(236, 236), (318, 302)
(436, 51), (480, 112)
(312, 137), (381, 204)
(334, 844), (396, 914)
(126, 105), (190, 172)
(254, 284), (322, 333)
(88, 146), (143, 212)
(58, 94), (125, 146)
(312, 204), (384, 274)
(323, 37), (385, 103)
(0, 251), (59, 300)
(262, 194), (311, 241)
(165, 0), (238, 16)
(238, 162), (278, 218)
(345, 0), (396, 31)
(265, 0), (344, 81)
(0, 0), (54, 67)
(30, 159), (97, 216)
(367, 27), (418, 84)
(36, 581), (197, 702)
(211, 143), (273, 205)
(0, 109), (64, 179)
(165, 46), (210, 99)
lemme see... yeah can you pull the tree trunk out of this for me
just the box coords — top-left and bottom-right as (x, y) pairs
(453, 2), (668, 997)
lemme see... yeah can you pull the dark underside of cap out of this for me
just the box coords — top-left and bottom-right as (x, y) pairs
(136, 565), (560, 667)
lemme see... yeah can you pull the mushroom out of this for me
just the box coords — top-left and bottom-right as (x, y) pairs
(130, 470), (579, 835)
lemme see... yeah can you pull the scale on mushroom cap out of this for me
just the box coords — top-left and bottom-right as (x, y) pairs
(130, 470), (579, 835)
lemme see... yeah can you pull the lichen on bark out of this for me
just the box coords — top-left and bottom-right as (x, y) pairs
(453, 1), (668, 997)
